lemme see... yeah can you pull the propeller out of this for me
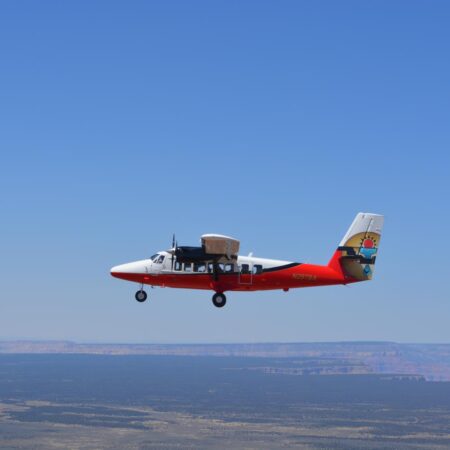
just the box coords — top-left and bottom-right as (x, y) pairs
(171, 233), (178, 271)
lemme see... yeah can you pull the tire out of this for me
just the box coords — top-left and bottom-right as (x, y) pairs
(135, 290), (147, 302)
(212, 292), (226, 308)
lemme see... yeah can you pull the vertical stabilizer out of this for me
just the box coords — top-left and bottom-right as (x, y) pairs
(331, 213), (384, 281)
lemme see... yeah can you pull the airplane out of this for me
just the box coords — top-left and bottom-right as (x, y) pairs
(110, 212), (384, 308)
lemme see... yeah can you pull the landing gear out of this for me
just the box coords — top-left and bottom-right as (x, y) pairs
(135, 290), (147, 302)
(212, 292), (226, 308)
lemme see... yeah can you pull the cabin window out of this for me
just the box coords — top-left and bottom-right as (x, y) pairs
(184, 262), (192, 272)
(253, 264), (263, 274)
(193, 263), (206, 273)
(174, 261), (182, 271)
(207, 263), (214, 273)
(225, 263), (234, 273)
(240, 264), (250, 274)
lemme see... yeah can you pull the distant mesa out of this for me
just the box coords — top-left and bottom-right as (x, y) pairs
(1, 340), (450, 381)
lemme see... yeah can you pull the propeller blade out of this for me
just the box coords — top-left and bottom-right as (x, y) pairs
(171, 234), (176, 270)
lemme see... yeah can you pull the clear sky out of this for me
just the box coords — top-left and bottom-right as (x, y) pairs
(1, 1), (449, 343)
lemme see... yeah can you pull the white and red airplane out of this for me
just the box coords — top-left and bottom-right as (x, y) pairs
(111, 212), (384, 308)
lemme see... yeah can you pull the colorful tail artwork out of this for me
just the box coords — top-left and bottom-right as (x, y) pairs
(331, 213), (384, 281)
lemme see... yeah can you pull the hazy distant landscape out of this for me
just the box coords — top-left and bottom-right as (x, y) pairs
(1, 343), (450, 449)
(2, 340), (450, 381)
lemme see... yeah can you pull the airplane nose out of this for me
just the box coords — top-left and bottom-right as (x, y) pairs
(110, 264), (122, 277)
(110, 260), (147, 278)
(110, 263), (132, 277)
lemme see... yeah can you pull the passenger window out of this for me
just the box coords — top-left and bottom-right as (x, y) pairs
(184, 263), (192, 272)
(207, 263), (214, 273)
(217, 263), (224, 272)
(241, 264), (250, 274)
(174, 261), (182, 271)
(193, 263), (206, 273)
(253, 264), (263, 274)
(225, 263), (233, 272)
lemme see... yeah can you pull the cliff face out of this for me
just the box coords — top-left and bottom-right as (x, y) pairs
(1, 341), (450, 381)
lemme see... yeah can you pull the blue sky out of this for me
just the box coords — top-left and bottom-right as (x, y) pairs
(1, 1), (449, 343)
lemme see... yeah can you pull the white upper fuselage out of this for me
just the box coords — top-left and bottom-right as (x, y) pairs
(110, 251), (293, 275)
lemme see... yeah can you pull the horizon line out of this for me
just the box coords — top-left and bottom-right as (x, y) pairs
(2, 339), (450, 346)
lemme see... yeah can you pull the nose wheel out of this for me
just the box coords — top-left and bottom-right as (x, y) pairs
(135, 290), (148, 302)
(212, 292), (226, 308)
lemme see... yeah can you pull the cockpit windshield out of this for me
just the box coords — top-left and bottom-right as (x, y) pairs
(150, 253), (166, 264)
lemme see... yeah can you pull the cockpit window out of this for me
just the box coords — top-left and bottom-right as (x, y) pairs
(150, 254), (159, 261)
(155, 255), (165, 264)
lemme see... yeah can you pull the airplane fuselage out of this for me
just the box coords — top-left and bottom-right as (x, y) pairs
(110, 251), (350, 293)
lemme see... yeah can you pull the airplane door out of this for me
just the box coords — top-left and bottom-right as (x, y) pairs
(238, 263), (253, 285)
(146, 261), (156, 276)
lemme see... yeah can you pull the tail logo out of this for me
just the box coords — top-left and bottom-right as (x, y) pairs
(340, 232), (380, 263)
(359, 237), (378, 260)
(339, 232), (381, 280)
(336, 212), (384, 281)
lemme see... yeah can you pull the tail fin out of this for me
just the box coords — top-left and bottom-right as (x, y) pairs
(329, 212), (384, 281)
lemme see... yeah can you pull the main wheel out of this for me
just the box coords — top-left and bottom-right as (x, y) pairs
(212, 292), (226, 308)
(135, 290), (147, 302)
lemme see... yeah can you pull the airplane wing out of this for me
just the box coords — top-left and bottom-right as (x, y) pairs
(201, 234), (240, 259)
